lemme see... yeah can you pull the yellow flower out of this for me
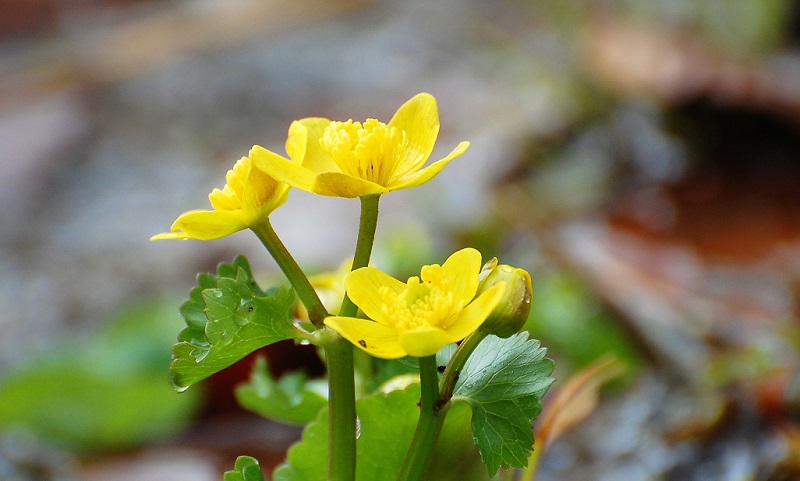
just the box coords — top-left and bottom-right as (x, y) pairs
(324, 248), (505, 359)
(151, 146), (291, 241)
(252, 93), (470, 198)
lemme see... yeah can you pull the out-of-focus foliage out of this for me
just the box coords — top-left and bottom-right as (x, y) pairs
(0, 300), (202, 451)
(235, 357), (327, 426)
(526, 272), (643, 383)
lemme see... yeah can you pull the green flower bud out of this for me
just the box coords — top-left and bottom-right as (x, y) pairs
(476, 258), (533, 338)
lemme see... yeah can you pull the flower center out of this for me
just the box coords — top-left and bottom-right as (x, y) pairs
(320, 119), (408, 186)
(379, 264), (462, 332)
(208, 157), (248, 211)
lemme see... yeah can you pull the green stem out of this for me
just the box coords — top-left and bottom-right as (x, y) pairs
(328, 194), (381, 481)
(251, 220), (327, 329)
(397, 355), (445, 481)
(438, 331), (488, 404)
(339, 194), (380, 317)
(326, 336), (358, 481)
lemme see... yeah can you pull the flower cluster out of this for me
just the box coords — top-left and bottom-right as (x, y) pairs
(153, 93), (531, 357)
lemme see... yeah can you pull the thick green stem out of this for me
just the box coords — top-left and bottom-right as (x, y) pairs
(326, 335), (358, 481)
(251, 220), (327, 329)
(397, 355), (444, 481)
(328, 194), (381, 481)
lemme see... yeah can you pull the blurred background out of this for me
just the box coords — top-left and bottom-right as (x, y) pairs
(2, 0), (800, 480)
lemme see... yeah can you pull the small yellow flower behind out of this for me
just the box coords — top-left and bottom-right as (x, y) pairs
(252, 93), (470, 198)
(325, 248), (505, 359)
(150, 146), (291, 241)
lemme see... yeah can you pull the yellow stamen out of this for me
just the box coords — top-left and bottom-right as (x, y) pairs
(320, 119), (409, 186)
(379, 265), (460, 332)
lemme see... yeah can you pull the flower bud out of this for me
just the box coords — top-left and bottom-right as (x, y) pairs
(476, 258), (533, 338)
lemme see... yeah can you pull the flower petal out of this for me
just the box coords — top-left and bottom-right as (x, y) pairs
(324, 317), (406, 359)
(444, 282), (505, 341)
(398, 326), (453, 358)
(345, 267), (406, 325)
(313, 172), (388, 198)
(290, 118), (340, 173)
(388, 93), (440, 176)
(250, 145), (318, 192)
(441, 247), (483, 306)
(389, 141), (469, 191)
(242, 148), (289, 223)
(152, 209), (247, 241)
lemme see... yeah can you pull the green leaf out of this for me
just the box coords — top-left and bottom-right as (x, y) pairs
(235, 357), (327, 425)
(273, 383), (492, 481)
(223, 456), (266, 481)
(169, 256), (298, 391)
(454, 332), (555, 476)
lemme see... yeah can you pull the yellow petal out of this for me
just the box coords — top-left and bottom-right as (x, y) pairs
(388, 93), (440, 175)
(444, 282), (505, 341)
(389, 141), (469, 191)
(345, 267), (406, 325)
(441, 247), (482, 306)
(290, 118), (340, 173)
(313, 172), (388, 198)
(242, 147), (289, 223)
(324, 317), (406, 359)
(250, 145), (318, 192)
(154, 209), (246, 241)
(398, 326), (453, 358)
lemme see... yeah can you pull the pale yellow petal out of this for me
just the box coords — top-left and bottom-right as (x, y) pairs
(441, 247), (483, 306)
(291, 118), (340, 173)
(345, 267), (406, 325)
(250, 145), (318, 192)
(159, 209), (247, 241)
(388, 93), (440, 175)
(398, 326), (452, 358)
(324, 317), (406, 359)
(312, 172), (388, 198)
(388, 141), (469, 191)
(242, 147), (290, 223)
(444, 282), (505, 341)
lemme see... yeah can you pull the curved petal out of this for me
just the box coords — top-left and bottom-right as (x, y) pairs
(444, 282), (505, 341)
(324, 317), (406, 359)
(388, 141), (469, 191)
(398, 326), (452, 358)
(155, 209), (246, 241)
(441, 247), (482, 306)
(345, 267), (406, 325)
(291, 118), (340, 173)
(388, 93), (440, 175)
(312, 172), (388, 198)
(242, 149), (288, 223)
(250, 145), (318, 192)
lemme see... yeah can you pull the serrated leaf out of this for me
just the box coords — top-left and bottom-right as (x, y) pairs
(453, 332), (555, 476)
(169, 256), (298, 390)
(235, 357), (327, 425)
(273, 383), (491, 481)
(224, 456), (266, 481)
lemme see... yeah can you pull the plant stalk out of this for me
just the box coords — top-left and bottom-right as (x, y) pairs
(251, 220), (328, 328)
(396, 355), (444, 481)
(327, 194), (381, 481)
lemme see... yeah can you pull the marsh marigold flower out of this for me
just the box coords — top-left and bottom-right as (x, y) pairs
(252, 93), (470, 198)
(324, 248), (505, 359)
(150, 146), (291, 241)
